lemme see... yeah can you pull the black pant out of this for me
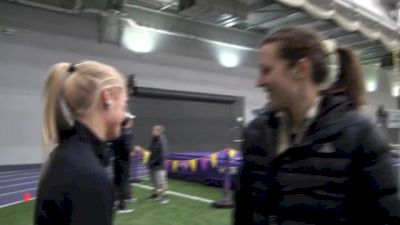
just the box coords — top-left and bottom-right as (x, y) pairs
(114, 160), (131, 208)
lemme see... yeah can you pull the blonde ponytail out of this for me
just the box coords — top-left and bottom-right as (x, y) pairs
(42, 63), (72, 153)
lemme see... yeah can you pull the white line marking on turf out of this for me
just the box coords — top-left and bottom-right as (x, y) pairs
(132, 183), (213, 203)
(0, 183), (214, 208)
(0, 198), (36, 209)
(0, 169), (38, 175)
(0, 181), (38, 189)
(0, 188), (36, 197)
(0, 175), (40, 183)
(0, 171), (40, 179)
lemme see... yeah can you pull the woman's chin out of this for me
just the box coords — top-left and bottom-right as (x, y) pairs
(107, 129), (120, 141)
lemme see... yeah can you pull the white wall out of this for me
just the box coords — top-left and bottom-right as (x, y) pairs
(0, 2), (398, 165)
(364, 65), (398, 119)
(0, 26), (263, 165)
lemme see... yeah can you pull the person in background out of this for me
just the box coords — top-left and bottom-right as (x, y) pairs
(376, 104), (388, 128)
(35, 61), (128, 225)
(148, 125), (170, 204)
(112, 112), (136, 213)
(234, 27), (400, 225)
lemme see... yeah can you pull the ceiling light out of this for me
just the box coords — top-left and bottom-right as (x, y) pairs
(392, 85), (400, 97)
(366, 80), (377, 92)
(218, 52), (239, 68)
(121, 26), (156, 53)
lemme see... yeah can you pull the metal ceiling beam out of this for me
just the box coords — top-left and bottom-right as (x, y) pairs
(159, 2), (176, 11)
(361, 58), (381, 65)
(0, 1), (99, 40)
(253, 12), (306, 29)
(361, 52), (388, 59)
(301, 20), (327, 28)
(127, 0), (164, 10)
(247, 0), (277, 12)
(245, 9), (296, 30)
(360, 45), (387, 53)
(361, 53), (387, 61)
(314, 21), (340, 32)
(267, 15), (315, 32)
(334, 33), (365, 45)
(349, 40), (380, 49)
(124, 4), (263, 48)
(322, 27), (347, 39)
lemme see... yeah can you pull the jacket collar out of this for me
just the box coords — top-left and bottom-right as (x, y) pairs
(60, 121), (109, 166)
(264, 94), (353, 147)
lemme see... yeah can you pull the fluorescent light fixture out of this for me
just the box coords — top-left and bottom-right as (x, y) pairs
(392, 85), (400, 97)
(222, 16), (240, 27)
(218, 52), (239, 68)
(366, 80), (377, 92)
(224, 21), (239, 27)
(121, 18), (256, 52)
(122, 26), (156, 53)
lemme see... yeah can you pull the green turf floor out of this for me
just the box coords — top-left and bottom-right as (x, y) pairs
(0, 179), (233, 225)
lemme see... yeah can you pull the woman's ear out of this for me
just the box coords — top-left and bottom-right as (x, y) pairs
(101, 88), (113, 109)
(294, 58), (312, 80)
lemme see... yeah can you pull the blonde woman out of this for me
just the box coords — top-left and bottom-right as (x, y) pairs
(34, 61), (128, 225)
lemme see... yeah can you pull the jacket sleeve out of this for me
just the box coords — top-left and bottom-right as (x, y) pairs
(357, 124), (400, 224)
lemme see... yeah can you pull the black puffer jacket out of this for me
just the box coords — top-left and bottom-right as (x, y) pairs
(234, 95), (400, 225)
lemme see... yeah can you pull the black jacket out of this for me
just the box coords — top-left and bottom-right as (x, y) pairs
(112, 127), (134, 187)
(234, 95), (400, 225)
(148, 135), (168, 170)
(112, 127), (134, 162)
(34, 122), (114, 225)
